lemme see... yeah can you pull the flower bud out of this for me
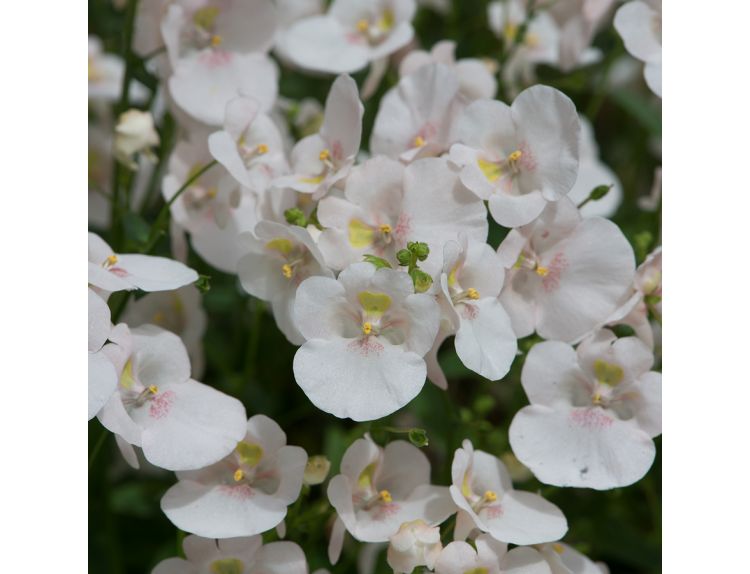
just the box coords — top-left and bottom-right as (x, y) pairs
(411, 242), (430, 261)
(284, 207), (307, 227)
(410, 269), (433, 293)
(303, 455), (331, 485)
(396, 249), (412, 266)
(114, 109), (159, 170)
(387, 520), (442, 574)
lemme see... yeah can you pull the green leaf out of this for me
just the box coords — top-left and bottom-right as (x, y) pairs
(123, 212), (150, 244)
(610, 89), (661, 137)
(362, 254), (392, 269)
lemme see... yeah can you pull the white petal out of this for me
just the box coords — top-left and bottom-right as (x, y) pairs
(116, 254), (198, 292)
(88, 351), (118, 420)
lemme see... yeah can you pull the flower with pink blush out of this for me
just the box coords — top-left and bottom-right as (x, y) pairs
(371, 63), (464, 162)
(208, 96), (290, 191)
(316, 156), (488, 275)
(449, 439), (567, 545)
(160, 0), (278, 67)
(237, 220), (334, 345)
(433, 233), (518, 381)
(614, 0), (662, 97)
(162, 135), (258, 273)
(272, 74), (363, 200)
(161, 414), (307, 538)
(449, 85), (580, 228)
(387, 519), (442, 574)
(169, 50), (279, 127)
(509, 329), (662, 489)
(97, 324), (247, 471)
(122, 285), (208, 378)
(88, 288), (117, 420)
(496, 198), (634, 342)
(327, 435), (454, 564)
(399, 40), (498, 101)
(293, 262), (440, 420)
(281, 0), (416, 74)
(88, 233), (199, 294)
(435, 534), (551, 574)
(536, 541), (609, 574)
(152, 533), (307, 574)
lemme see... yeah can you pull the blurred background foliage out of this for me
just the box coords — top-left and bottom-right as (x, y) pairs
(89, 0), (661, 572)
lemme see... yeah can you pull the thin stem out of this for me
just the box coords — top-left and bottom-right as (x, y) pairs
(141, 159), (218, 254)
(142, 45), (167, 61)
(88, 431), (109, 471)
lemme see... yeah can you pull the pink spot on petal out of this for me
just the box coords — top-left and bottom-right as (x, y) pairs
(218, 484), (255, 499)
(347, 337), (384, 357)
(372, 502), (401, 520)
(460, 303), (479, 321)
(345, 32), (366, 45)
(149, 390), (175, 419)
(518, 142), (537, 172)
(484, 504), (504, 519)
(394, 213), (412, 241)
(109, 267), (129, 278)
(542, 251), (568, 293)
(198, 49), (233, 68)
(570, 407), (614, 429)
(331, 140), (343, 161)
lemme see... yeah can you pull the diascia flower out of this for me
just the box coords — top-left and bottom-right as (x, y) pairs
(327, 435), (454, 564)
(316, 156), (488, 274)
(161, 414), (307, 538)
(88, 233), (199, 294)
(387, 519), (442, 574)
(614, 0), (662, 97)
(509, 329), (662, 489)
(114, 109), (160, 170)
(272, 74), (363, 199)
(449, 85), (580, 228)
(238, 220), (333, 345)
(292, 262), (440, 420)
(497, 198), (634, 342)
(536, 542), (609, 574)
(97, 324), (247, 471)
(88, 288), (117, 420)
(436, 234), (517, 381)
(450, 439), (567, 545)
(435, 534), (552, 574)
(208, 96), (289, 191)
(398, 40), (497, 101)
(371, 63), (464, 162)
(282, 0), (417, 74)
(152, 534), (307, 574)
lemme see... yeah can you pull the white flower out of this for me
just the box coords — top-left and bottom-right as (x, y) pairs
(437, 234), (517, 381)
(272, 74), (363, 200)
(88, 233), (199, 294)
(435, 534), (551, 574)
(238, 220), (334, 345)
(614, 0), (662, 97)
(399, 40), (498, 101)
(387, 519), (442, 573)
(161, 414), (307, 538)
(88, 36), (147, 103)
(97, 324), (247, 471)
(152, 534), (307, 574)
(282, 0), (417, 74)
(449, 85), (580, 228)
(316, 156), (488, 275)
(509, 329), (662, 489)
(121, 284), (208, 378)
(497, 198), (634, 342)
(88, 288), (117, 420)
(208, 96), (289, 191)
(371, 63), (464, 162)
(536, 541), (608, 574)
(327, 435), (454, 564)
(547, 0), (615, 71)
(292, 262), (440, 420)
(114, 109), (160, 169)
(450, 439), (568, 545)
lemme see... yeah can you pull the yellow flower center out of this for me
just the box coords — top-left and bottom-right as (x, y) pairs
(379, 489), (392, 503)
(233, 468), (245, 482)
(362, 322), (373, 335)
(413, 135), (426, 148)
(466, 288), (480, 300)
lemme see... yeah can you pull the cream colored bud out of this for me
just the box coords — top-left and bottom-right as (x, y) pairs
(303, 455), (331, 485)
(114, 109), (160, 170)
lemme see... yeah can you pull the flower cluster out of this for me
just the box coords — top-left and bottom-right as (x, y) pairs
(89, 0), (662, 571)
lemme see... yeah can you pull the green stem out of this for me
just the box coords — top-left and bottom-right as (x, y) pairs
(141, 159), (218, 254)
(88, 431), (109, 471)
(243, 300), (266, 383)
(110, 0), (141, 251)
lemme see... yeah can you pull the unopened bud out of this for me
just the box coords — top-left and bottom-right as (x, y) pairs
(396, 249), (412, 266)
(303, 455), (331, 485)
(410, 269), (433, 293)
(284, 207), (307, 227)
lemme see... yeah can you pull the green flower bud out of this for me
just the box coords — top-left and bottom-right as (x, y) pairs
(411, 242), (430, 261)
(408, 428), (429, 448)
(410, 269), (433, 293)
(284, 207), (307, 227)
(396, 249), (412, 266)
